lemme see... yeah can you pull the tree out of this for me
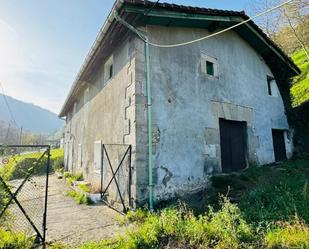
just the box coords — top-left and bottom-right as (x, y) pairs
(248, 0), (309, 57)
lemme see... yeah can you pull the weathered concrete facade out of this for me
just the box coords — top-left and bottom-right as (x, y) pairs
(61, 1), (299, 207)
(64, 37), (139, 204)
(132, 26), (293, 202)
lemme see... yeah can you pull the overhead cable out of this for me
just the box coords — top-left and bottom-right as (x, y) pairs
(116, 0), (294, 48)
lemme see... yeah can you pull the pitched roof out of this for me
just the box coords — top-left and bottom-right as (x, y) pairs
(59, 0), (300, 117)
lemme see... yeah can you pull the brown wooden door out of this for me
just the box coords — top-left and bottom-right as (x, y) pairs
(272, 129), (287, 162)
(219, 119), (247, 173)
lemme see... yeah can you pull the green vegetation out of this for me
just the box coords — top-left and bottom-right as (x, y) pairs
(2, 159), (309, 248)
(0, 228), (34, 249)
(78, 183), (91, 193)
(265, 220), (309, 249)
(65, 189), (93, 205)
(0, 149), (65, 249)
(63, 172), (92, 205)
(78, 199), (256, 249)
(75, 159), (309, 249)
(291, 49), (309, 107)
(0, 148), (64, 181)
(211, 159), (309, 224)
(63, 172), (84, 185)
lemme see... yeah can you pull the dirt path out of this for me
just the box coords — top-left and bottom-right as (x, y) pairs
(46, 175), (122, 246)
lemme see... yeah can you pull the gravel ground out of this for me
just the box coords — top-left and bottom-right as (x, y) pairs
(46, 175), (123, 247)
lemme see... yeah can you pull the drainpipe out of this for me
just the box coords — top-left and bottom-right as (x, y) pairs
(114, 11), (154, 211)
(145, 38), (154, 212)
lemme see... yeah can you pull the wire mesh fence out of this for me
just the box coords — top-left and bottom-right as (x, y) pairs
(0, 145), (50, 246)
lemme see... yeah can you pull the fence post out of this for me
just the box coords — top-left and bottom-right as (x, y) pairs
(42, 146), (51, 246)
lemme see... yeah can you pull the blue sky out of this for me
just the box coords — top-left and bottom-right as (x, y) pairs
(0, 0), (253, 114)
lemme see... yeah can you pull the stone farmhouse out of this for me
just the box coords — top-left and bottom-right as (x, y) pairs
(59, 0), (300, 208)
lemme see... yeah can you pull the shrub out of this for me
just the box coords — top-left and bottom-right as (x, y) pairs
(0, 228), (34, 249)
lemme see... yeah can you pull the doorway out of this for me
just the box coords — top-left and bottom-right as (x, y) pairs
(219, 119), (247, 173)
(272, 129), (287, 162)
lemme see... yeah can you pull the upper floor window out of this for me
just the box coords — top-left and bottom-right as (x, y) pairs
(104, 55), (114, 82)
(201, 53), (218, 78)
(267, 76), (278, 97)
(109, 64), (113, 79)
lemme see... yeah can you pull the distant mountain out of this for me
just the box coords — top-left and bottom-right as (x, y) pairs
(0, 94), (64, 134)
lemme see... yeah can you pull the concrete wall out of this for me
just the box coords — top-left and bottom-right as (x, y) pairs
(134, 25), (293, 202)
(64, 25), (293, 206)
(63, 37), (139, 205)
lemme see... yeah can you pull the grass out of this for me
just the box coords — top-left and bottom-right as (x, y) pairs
(65, 189), (93, 205)
(75, 159), (309, 249)
(63, 172), (84, 185)
(63, 172), (92, 205)
(0, 148), (64, 222)
(78, 198), (256, 249)
(0, 228), (34, 249)
(210, 159), (309, 224)
(0, 148), (64, 181)
(291, 49), (309, 107)
(3, 159), (309, 248)
(265, 220), (309, 248)
(78, 183), (91, 193)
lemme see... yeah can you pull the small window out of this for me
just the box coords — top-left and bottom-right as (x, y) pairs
(201, 53), (218, 78)
(267, 76), (278, 97)
(109, 64), (113, 79)
(206, 61), (214, 76)
(104, 55), (114, 82)
(267, 80), (272, 95)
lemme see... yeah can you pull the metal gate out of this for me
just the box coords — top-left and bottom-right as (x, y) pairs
(0, 145), (51, 247)
(100, 144), (132, 214)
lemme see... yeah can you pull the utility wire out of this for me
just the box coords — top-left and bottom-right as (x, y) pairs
(116, 0), (294, 48)
(0, 82), (18, 127)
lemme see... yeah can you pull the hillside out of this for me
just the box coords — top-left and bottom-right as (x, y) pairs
(0, 94), (64, 134)
(291, 49), (309, 107)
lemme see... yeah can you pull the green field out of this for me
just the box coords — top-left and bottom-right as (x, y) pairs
(291, 49), (309, 107)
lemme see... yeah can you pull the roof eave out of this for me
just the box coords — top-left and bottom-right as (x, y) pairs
(59, 0), (124, 117)
(59, 0), (300, 117)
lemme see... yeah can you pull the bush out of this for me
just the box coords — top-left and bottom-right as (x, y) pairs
(0, 229), (34, 249)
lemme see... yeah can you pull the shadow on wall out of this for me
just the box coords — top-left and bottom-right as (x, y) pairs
(293, 101), (309, 156)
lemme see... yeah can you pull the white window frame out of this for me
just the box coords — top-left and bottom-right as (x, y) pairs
(201, 53), (219, 78)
